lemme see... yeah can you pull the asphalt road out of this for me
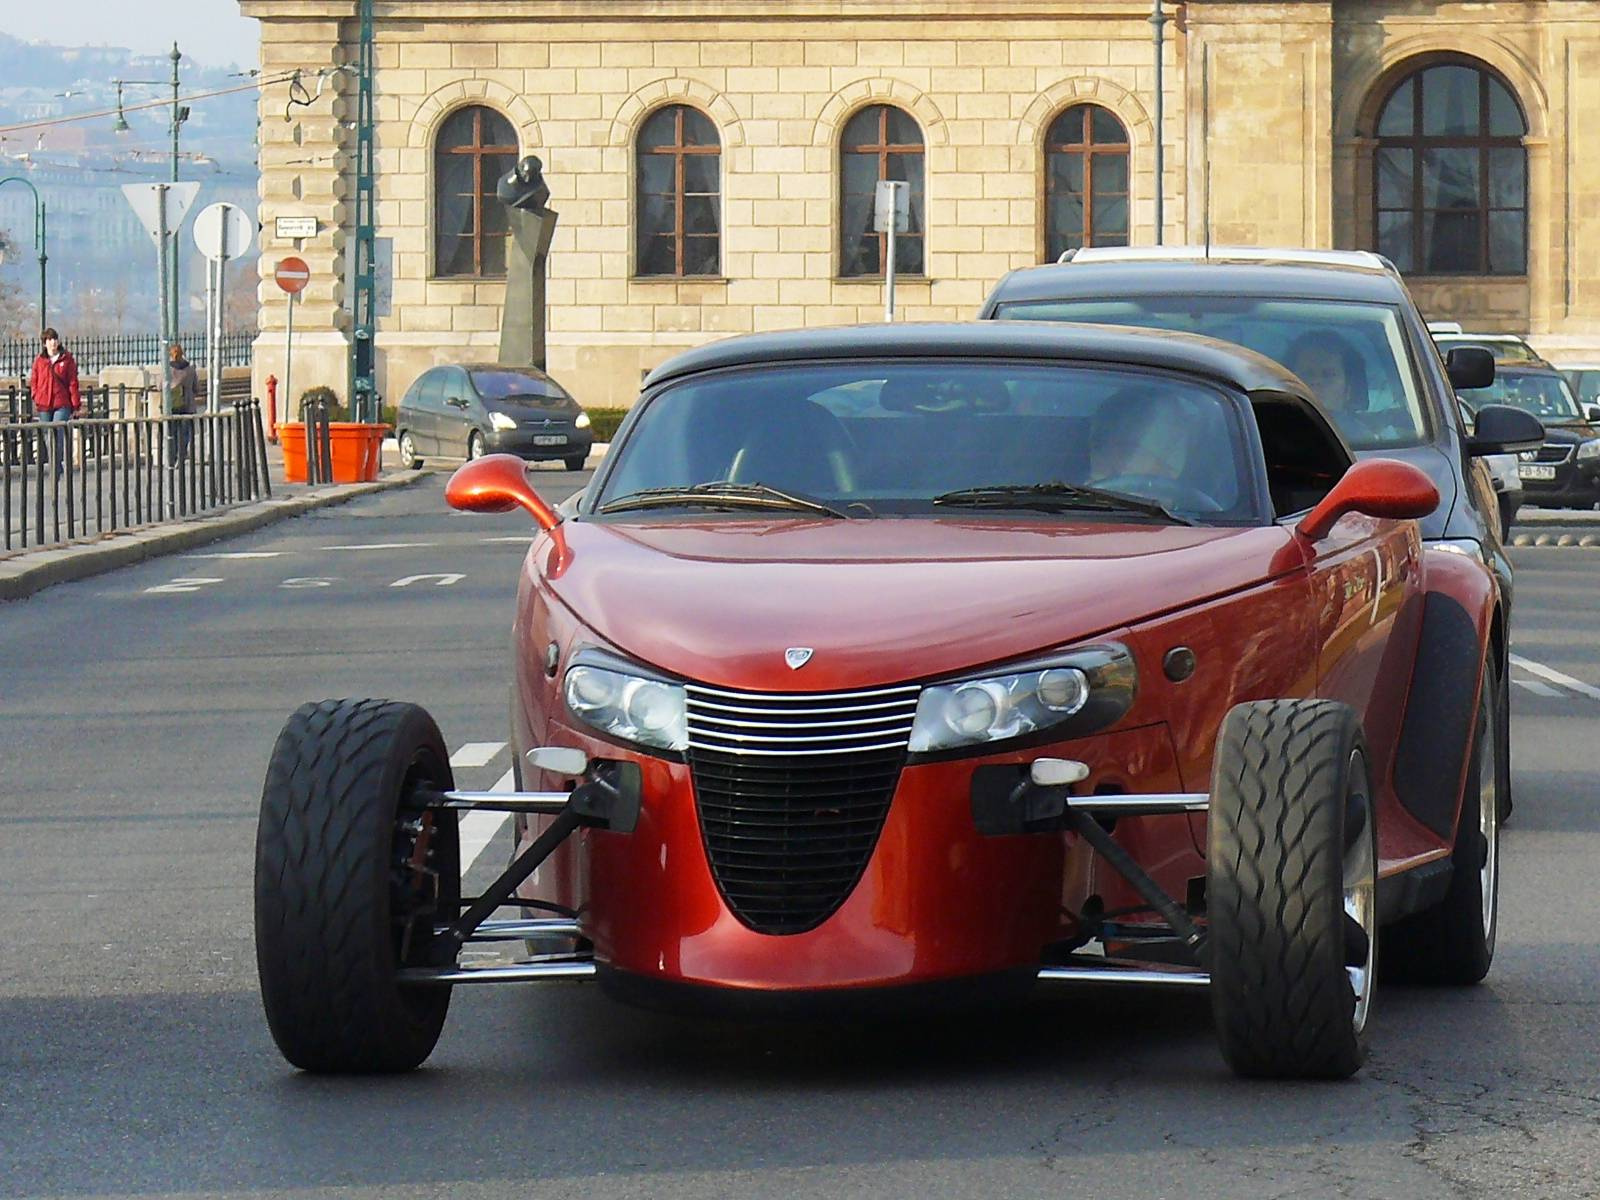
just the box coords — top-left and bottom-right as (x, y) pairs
(4, 477), (1600, 1200)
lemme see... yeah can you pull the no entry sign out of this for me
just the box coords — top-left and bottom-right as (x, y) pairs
(274, 256), (311, 295)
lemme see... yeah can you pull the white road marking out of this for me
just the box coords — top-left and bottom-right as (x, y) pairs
(450, 741), (506, 768)
(459, 766), (515, 873)
(324, 541), (437, 551)
(279, 577), (335, 589)
(144, 576), (223, 594)
(1512, 678), (1563, 698)
(482, 535), (536, 543)
(1509, 653), (1600, 702)
(391, 572), (464, 588)
(183, 551), (283, 559)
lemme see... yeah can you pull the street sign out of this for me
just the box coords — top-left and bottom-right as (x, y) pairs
(275, 256), (311, 295)
(873, 180), (910, 235)
(120, 181), (202, 246)
(275, 215), (319, 240)
(194, 202), (255, 261)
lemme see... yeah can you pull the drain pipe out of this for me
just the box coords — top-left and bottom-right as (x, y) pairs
(1150, 0), (1167, 245)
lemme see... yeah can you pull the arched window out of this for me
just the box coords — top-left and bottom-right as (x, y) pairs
(434, 106), (518, 278)
(840, 105), (924, 277)
(636, 106), (721, 277)
(1374, 61), (1527, 275)
(1045, 105), (1130, 258)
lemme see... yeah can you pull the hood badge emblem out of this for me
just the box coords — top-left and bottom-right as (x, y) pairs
(1518, 449), (1538, 462)
(785, 647), (814, 670)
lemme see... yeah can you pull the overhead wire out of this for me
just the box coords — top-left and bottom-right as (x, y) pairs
(0, 71), (305, 138)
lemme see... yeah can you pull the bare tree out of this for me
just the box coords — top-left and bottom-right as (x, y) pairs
(0, 230), (32, 341)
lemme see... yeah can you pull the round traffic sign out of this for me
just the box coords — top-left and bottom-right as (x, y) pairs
(274, 256), (311, 295)
(194, 202), (255, 261)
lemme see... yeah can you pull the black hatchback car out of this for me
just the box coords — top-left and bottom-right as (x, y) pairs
(1465, 364), (1600, 509)
(395, 363), (594, 471)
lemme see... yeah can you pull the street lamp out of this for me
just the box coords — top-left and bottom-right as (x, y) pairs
(0, 176), (48, 333)
(1150, 0), (1167, 246)
(111, 44), (189, 334)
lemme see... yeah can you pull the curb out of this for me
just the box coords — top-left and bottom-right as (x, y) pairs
(1508, 531), (1600, 548)
(0, 470), (428, 602)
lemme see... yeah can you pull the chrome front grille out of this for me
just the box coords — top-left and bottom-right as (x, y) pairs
(1535, 443), (1574, 464)
(684, 682), (920, 934)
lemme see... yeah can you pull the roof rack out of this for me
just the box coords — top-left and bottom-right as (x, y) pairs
(1057, 245), (1392, 271)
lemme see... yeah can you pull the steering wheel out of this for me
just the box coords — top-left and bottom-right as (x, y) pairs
(1094, 473), (1224, 514)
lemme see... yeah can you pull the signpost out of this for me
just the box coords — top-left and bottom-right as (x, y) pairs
(193, 202), (255, 413)
(121, 181), (201, 425)
(275, 256), (311, 480)
(274, 215), (318, 240)
(873, 180), (910, 322)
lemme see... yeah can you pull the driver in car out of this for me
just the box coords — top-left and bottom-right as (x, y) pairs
(1283, 330), (1407, 444)
(1090, 393), (1192, 489)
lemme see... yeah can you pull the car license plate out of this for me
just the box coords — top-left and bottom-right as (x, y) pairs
(533, 434), (567, 446)
(1518, 464), (1556, 481)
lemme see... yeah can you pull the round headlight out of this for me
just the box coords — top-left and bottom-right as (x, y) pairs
(1036, 667), (1089, 713)
(946, 682), (1001, 738)
(624, 679), (677, 733)
(575, 411), (592, 430)
(565, 666), (617, 714)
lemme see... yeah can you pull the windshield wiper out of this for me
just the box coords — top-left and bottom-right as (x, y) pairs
(932, 482), (1195, 526)
(597, 480), (852, 519)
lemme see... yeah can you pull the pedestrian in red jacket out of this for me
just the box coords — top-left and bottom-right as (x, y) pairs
(30, 327), (80, 477)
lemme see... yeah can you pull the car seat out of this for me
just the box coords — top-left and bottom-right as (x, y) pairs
(727, 398), (858, 494)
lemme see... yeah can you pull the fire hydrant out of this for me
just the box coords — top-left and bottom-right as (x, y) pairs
(266, 374), (279, 444)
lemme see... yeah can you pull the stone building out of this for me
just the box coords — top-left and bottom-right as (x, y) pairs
(239, 0), (1600, 415)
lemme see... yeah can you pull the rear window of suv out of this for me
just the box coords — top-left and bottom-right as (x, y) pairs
(992, 296), (1427, 451)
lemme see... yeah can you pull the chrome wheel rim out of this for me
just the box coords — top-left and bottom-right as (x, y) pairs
(468, 435), (484, 459)
(1343, 749), (1377, 1037)
(399, 433), (415, 465)
(1479, 699), (1500, 943)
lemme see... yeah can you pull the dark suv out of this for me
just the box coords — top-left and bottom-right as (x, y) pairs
(1466, 363), (1600, 509)
(980, 247), (1543, 609)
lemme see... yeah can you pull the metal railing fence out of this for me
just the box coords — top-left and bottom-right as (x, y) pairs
(2, 398), (273, 554)
(0, 330), (256, 377)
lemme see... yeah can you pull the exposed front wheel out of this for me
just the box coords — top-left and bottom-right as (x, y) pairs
(1207, 700), (1377, 1079)
(255, 699), (460, 1072)
(467, 431), (486, 460)
(1381, 657), (1500, 984)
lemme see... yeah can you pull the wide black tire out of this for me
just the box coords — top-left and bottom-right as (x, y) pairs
(255, 699), (460, 1073)
(564, 453), (587, 471)
(1494, 655), (1513, 825)
(1381, 658), (1500, 985)
(1208, 700), (1377, 1080)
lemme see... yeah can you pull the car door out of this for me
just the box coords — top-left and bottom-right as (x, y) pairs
(408, 369), (445, 455)
(438, 366), (474, 457)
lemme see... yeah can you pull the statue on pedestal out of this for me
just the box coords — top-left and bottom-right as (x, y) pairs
(495, 156), (559, 369)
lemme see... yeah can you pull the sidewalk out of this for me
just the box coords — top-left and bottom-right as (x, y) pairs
(0, 436), (427, 602)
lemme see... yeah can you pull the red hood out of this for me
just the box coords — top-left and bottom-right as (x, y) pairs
(538, 517), (1299, 691)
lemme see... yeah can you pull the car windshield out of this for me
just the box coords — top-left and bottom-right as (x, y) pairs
(1434, 335), (1541, 363)
(1465, 372), (1584, 421)
(593, 360), (1256, 524)
(1565, 369), (1600, 406)
(470, 369), (570, 405)
(992, 296), (1426, 451)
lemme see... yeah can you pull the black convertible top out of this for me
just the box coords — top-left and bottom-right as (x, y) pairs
(643, 320), (1315, 401)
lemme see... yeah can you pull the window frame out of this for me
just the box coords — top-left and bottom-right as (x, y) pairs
(1373, 61), (1528, 277)
(433, 105), (519, 279)
(838, 105), (926, 279)
(1043, 104), (1132, 259)
(634, 104), (723, 279)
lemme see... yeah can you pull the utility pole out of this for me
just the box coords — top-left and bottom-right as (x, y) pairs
(1150, 1), (1167, 245)
(350, 0), (378, 423)
(169, 43), (184, 341)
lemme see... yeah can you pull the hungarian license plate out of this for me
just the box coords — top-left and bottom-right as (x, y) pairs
(1518, 464), (1556, 481)
(533, 434), (567, 446)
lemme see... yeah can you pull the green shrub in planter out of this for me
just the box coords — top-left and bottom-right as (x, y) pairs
(586, 407), (629, 442)
(298, 385), (346, 422)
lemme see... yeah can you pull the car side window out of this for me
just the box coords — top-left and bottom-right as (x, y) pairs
(439, 367), (470, 408)
(1252, 395), (1349, 518)
(416, 370), (445, 411)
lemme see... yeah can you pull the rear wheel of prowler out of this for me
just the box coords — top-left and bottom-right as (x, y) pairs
(255, 698), (460, 1072)
(1207, 700), (1377, 1080)
(1381, 657), (1500, 985)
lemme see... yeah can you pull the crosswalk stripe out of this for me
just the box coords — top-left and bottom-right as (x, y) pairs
(1509, 653), (1600, 702)
(449, 741), (506, 768)
(458, 767), (515, 873)
(1513, 678), (1563, 698)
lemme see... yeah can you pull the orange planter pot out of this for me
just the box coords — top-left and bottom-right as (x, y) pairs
(279, 423), (388, 484)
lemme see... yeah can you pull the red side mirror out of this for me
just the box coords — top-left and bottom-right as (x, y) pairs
(1296, 458), (1438, 542)
(445, 454), (560, 531)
